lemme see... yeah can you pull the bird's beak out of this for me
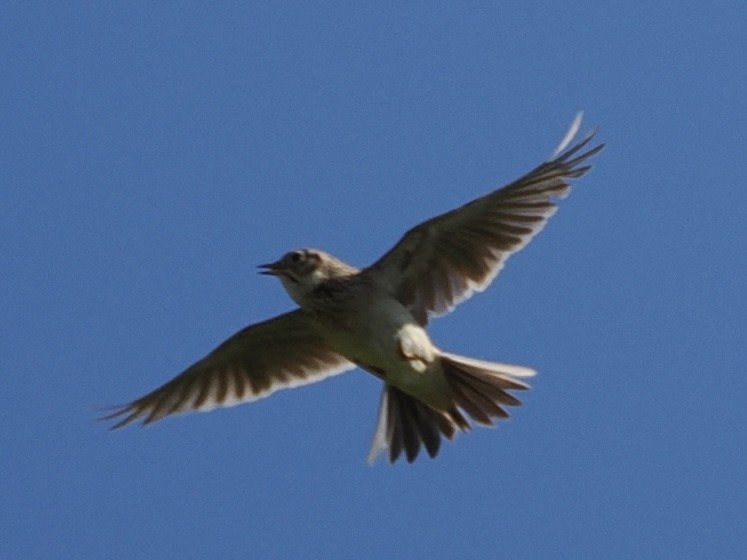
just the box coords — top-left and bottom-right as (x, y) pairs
(258, 261), (283, 276)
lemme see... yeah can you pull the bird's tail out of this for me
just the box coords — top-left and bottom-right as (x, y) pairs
(367, 352), (535, 464)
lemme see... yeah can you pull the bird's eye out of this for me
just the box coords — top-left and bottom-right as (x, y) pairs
(290, 252), (302, 263)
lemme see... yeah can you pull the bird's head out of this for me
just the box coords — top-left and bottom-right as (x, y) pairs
(259, 248), (358, 305)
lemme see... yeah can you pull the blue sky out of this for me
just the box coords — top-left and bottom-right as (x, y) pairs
(2, 3), (745, 559)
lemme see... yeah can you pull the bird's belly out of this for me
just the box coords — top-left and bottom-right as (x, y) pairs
(315, 298), (450, 409)
(320, 306), (413, 371)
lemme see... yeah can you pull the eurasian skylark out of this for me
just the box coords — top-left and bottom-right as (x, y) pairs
(105, 114), (604, 463)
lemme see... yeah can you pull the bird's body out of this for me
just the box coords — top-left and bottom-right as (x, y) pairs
(104, 114), (604, 463)
(303, 269), (448, 409)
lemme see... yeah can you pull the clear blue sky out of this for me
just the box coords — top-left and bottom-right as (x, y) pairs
(3, 3), (745, 559)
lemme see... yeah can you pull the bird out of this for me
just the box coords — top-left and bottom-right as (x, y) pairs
(103, 113), (604, 464)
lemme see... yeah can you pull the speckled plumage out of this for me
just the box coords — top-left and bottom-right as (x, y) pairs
(104, 114), (603, 464)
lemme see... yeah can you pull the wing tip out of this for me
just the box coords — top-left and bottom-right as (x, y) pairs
(99, 406), (140, 430)
(552, 111), (584, 157)
(551, 111), (605, 164)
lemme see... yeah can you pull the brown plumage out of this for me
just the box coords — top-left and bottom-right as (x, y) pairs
(104, 114), (603, 463)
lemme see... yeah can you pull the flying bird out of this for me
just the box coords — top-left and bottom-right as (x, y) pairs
(104, 114), (604, 464)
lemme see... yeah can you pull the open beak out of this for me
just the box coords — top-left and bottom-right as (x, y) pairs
(258, 261), (283, 276)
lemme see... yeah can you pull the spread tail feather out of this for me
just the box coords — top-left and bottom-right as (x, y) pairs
(368, 353), (535, 464)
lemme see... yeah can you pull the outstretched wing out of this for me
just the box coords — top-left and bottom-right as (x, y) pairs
(104, 309), (354, 428)
(364, 114), (604, 324)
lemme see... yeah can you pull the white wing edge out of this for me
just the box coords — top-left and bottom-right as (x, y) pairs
(552, 111), (584, 158)
(192, 360), (357, 414)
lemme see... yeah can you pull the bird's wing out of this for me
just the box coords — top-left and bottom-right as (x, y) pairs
(103, 309), (354, 428)
(363, 114), (604, 324)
